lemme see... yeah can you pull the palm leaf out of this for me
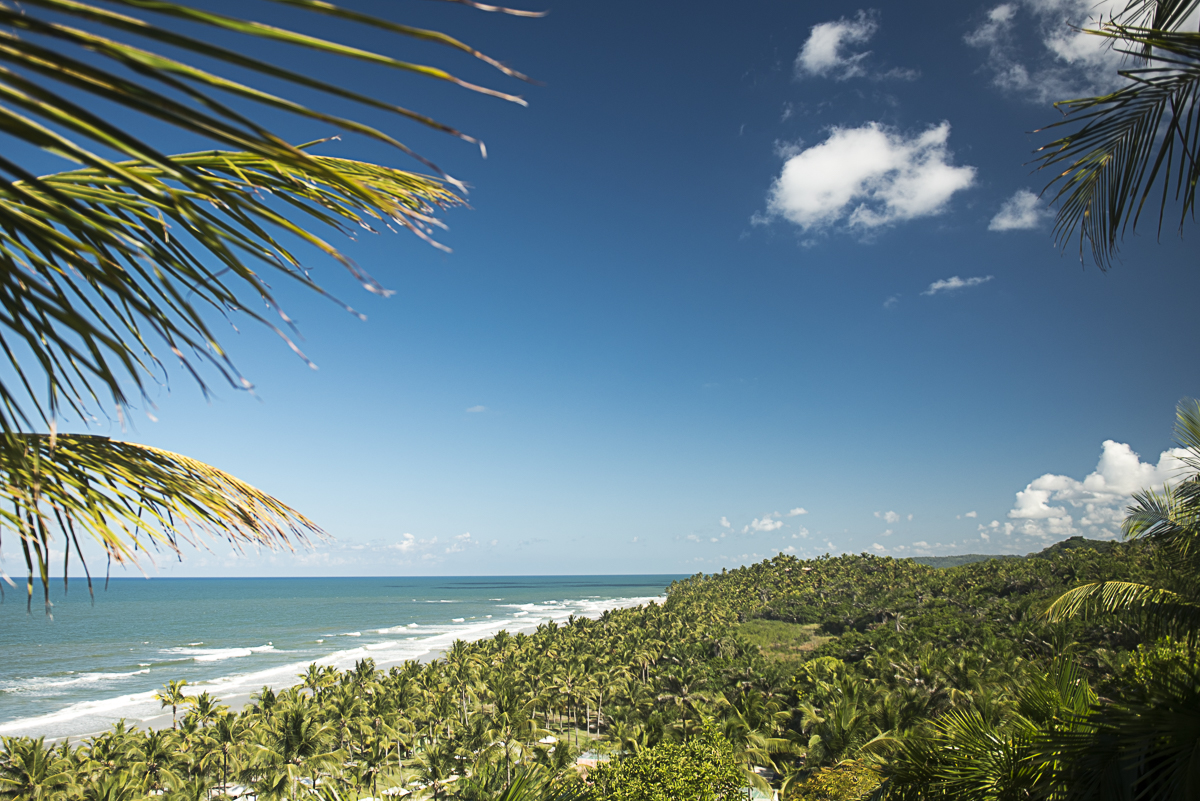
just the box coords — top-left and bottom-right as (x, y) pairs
(1044, 657), (1200, 801)
(0, 0), (534, 432)
(0, 146), (463, 432)
(0, 0), (537, 611)
(1044, 581), (1200, 640)
(1034, 25), (1200, 267)
(0, 432), (323, 615)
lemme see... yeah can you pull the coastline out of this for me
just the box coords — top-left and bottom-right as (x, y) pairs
(12, 593), (662, 743)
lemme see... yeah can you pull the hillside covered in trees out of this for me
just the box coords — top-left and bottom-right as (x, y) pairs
(3, 535), (1189, 800)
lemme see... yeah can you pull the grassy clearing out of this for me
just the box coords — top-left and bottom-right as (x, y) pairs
(736, 619), (834, 665)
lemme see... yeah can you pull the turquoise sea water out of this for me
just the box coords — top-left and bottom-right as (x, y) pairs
(0, 575), (680, 739)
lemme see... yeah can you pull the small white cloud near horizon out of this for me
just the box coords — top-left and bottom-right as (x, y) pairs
(787, 507), (808, 516)
(763, 122), (976, 233)
(965, 511), (978, 518)
(922, 275), (993, 296)
(796, 10), (878, 80)
(749, 517), (784, 533)
(990, 189), (1047, 230)
(720, 516), (731, 528)
(466, 405), (487, 413)
(875, 510), (901, 524)
(445, 532), (474, 553)
(1006, 439), (1190, 541)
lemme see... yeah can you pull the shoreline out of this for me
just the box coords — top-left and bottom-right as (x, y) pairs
(13, 595), (661, 743)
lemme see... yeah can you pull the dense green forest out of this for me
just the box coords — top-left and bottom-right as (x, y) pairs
(4, 530), (1196, 800)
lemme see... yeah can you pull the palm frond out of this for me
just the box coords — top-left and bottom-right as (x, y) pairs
(0, 0), (534, 431)
(1035, 26), (1200, 267)
(0, 146), (463, 433)
(0, 432), (323, 615)
(1045, 656), (1200, 801)
(1112, 0), (1200, 38)
(1044, 581), (1200, 640)
(1171, 398), (1200, 470)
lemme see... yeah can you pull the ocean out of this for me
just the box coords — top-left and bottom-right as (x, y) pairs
(0, 575), (681, 740)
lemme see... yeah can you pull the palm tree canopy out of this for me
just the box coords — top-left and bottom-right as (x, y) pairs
(1036, 0), (1200, 267)
(0, 0), (537, 603)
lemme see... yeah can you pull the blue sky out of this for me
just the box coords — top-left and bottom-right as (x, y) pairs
(9, 0), (1200, 578)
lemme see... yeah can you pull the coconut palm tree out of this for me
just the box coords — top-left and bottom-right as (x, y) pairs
(411, 739), (458, 801)
(78, 772), (143, 801)
(184, 691), (228, 729)
(253, 703), (340, 800)
(1036, 0), (1200, 266)
(129, 728), (184, 795)
(0, 737), (74, 800)
(206, 712), (245, 796)
(0, 0), (538, 611)
(156, 680), (189, 730)
(656, 666), (711, 744)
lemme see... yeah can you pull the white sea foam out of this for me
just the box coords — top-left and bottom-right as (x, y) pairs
(451, 618), (465, 623)
(162, 645), (276, 663)
(0, 669), (152, 697)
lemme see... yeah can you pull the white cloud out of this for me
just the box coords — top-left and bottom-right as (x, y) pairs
(872, 543), (887, 552)
(883, 295), (900, 308)
(720, 516), (731, 528)
(390, 533), (417, 552)
(965, 0), (1134, 103)
(795, 11), (916, 82)
(764, 122), (976, 233)
(922, 275), (993, 295)
(965, 511), (978, 518)
(875, 510), (901, 524)
(1007, 440), (1190, 540)
(786, 507), (809, 516)
(796, 10), (878, 80)
(990, 189), (1047, 231)
(686, 534), (701, 542)
(445, 532), (475, 553)
(466, 405), (487, 413)
(749, 517), (784, 532)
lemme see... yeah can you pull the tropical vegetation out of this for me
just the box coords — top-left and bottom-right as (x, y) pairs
(6, 396), (1200, 800)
